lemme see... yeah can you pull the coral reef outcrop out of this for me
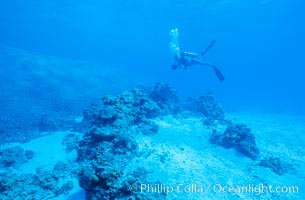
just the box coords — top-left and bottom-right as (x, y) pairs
(210, 123), (259, 160)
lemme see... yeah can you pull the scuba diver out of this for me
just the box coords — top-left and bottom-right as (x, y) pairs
(170, 29), (225, 82)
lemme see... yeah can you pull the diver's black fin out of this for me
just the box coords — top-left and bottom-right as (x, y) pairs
(201, 40), (216, 56)
(211, 65), (224, 82)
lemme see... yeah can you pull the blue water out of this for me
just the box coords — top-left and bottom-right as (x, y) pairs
(0, 1), (305, 200)
(1, 0), (304, 114)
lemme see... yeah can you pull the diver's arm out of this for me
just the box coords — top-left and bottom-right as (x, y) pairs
(181, 52), (199, 58)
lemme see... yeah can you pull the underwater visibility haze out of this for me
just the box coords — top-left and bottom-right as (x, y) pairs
(0, 0), (305, 199)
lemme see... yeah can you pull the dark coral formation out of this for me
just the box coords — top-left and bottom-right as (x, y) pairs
(79, 162), (131, 199)
(184, 92), (225, 125)
(78, 129), (161, 199)
(77, 87), (160, 131)
(79, 162), (165, 200)
(0, 161), (79, 199)
(150, 82), (181, 115)
(0, 146), (34, 168)
(259, 156), (294, 176)
(101, 87), (160, 124)
(77, 86), (163, 161)
(210, 124), (259, 160)
(76, 85), (178, 199)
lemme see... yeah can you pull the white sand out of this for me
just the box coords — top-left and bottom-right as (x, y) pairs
(18, 131), (76, 173)
(134, 113), (305, 200)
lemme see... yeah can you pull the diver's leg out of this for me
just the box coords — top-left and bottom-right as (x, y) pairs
(192, 59), (214, 66)
(192, 60), (224, 82)
(201, 40), (216, 56)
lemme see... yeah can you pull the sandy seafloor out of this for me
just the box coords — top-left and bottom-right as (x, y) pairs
(1, 112), (304, 200)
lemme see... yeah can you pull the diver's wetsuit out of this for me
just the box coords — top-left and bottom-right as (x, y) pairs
(171, 41), (225, 82)
(172, 52), (204, 70)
